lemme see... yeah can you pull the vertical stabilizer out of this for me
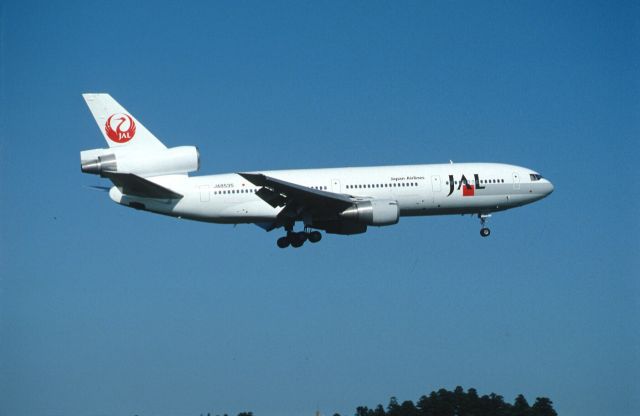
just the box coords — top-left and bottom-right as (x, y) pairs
(82, 93), (167, 151)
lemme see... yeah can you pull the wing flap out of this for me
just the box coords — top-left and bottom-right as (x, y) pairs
(104, 172), (183, 199)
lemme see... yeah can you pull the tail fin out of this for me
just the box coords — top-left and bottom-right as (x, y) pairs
(82, 93), (167, 151)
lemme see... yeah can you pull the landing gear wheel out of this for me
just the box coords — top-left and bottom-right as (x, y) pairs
(288, 232), (305, 248)
(478, 213), (492, 238)
(308, 231), (322, 243)
(277, 236), (290, 248)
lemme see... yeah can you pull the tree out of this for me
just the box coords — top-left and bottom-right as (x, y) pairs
(387, 397), (401, 416)
(512, 394), (531, 416)
(373, 404), (386, 416)
(356, 406), (371, 416)
(531, 398), (557, 416)
(400, 400), (418, 416)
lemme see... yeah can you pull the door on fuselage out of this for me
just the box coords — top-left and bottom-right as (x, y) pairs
(431, 175), (442, 207)
(332, 179), (341, 193)
(199, 185), (210, 202)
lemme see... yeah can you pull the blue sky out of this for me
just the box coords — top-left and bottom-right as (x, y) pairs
(1, 1), (638, 415)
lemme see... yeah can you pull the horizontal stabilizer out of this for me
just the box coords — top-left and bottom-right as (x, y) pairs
(104, 172), (183, 199)
(85, 185), (111, 192)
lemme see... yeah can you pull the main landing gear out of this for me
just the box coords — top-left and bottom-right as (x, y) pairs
(479, 214), (491, 237)
(276, 229), (322, 248)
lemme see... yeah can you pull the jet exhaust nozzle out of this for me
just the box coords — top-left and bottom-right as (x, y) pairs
(81, 153), (117, 175)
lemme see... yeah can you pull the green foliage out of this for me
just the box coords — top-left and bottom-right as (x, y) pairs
(353, 387), (557, 416)
(203, 387), (557, 416)
(531, 397), (558, 416)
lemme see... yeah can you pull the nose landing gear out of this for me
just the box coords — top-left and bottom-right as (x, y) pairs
(479, 214), (491, 237)
(276, 229), (323, 248)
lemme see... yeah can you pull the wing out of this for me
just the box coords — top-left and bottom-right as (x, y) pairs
(239, 173), (367, 232)
(239, 173), (354, 216)
(241, 172), (376, 235)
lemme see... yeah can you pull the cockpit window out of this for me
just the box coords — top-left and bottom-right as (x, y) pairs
(530, 173), (543, 181)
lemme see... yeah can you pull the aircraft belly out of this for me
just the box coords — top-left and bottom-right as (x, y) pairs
(217, 200), (279, 221)
(180, 196), (278, 222)
(410, 193), (521, 216)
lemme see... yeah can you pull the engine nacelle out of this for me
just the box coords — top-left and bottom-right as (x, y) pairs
(80, 146), (199, 177)
(339, 199), (400, 226)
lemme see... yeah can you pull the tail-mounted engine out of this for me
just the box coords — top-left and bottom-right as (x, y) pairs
(339, 199), (400, 226)
(80, 146), (199, 177)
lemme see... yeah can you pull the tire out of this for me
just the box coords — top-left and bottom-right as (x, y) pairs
(308, 231), (322, 243)
(277, 236), (290, 248)
(480, 227), (491, 237)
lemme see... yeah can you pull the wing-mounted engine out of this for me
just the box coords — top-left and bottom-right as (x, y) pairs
(339, 199), (400, 226)
(80, 146), (199, 177)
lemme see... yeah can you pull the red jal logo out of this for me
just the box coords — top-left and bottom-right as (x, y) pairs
(105, 113), (136, 143)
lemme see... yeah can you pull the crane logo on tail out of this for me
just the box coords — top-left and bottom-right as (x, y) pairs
(105, 114), (136, 143)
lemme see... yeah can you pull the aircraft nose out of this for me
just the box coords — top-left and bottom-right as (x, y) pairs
(545, 179), (554, 195)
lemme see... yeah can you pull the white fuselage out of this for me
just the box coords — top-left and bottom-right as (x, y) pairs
(108, 162), (554, 224)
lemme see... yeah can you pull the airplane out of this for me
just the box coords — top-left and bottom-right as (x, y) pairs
(80, 93), (554, 248)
